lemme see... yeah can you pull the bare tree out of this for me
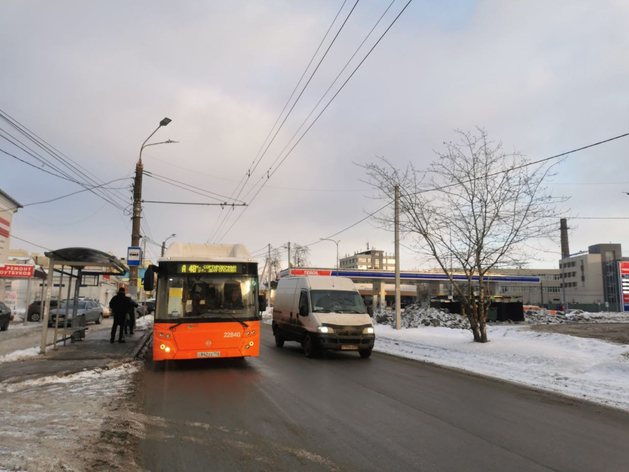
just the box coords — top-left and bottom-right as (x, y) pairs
(364, 129), (564, 343)
(292, 244), (311, 267)
(261, 248), (283, 289)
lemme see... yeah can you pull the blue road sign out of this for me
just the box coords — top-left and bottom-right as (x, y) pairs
(127, 247), (142, 267)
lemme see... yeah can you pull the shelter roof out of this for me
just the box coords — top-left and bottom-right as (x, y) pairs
(44, 247), (127, 275)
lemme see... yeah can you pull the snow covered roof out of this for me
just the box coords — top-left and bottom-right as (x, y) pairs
(161, 243), (252, 263)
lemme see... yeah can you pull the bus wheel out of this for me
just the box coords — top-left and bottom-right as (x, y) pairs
(303, 334), (317, 358)
(274, 329), (284, 348)
(359, 349), (372, 359)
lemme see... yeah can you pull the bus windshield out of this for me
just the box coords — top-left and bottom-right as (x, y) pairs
(156, 275), (259, 321)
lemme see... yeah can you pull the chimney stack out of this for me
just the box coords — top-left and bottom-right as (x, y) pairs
(560, 218), (570, 258)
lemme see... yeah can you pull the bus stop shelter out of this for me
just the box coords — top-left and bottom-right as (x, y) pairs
(40, 247), (127, 355)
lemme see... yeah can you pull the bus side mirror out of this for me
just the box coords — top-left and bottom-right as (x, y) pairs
(258, 295), (267, 313)
(143, 265), (156, 292)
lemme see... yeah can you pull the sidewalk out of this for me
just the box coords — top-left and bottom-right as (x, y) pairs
(0, 319), (152, 383)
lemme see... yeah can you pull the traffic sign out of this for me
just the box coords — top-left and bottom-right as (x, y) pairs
(127, 247), (142, 267)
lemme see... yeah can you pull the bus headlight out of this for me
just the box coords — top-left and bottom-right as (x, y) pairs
(165, 347), (171, 353)
(160, 344), (166, 350)
(317, 326), (334, 334)
(363, 327), (374, 334)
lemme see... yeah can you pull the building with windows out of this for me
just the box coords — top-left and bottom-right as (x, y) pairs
(0, 189), (22, 303)
(558, 244), (627, 311)
(339, 248), (395, 271)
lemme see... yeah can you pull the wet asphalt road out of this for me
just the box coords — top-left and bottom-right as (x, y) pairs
(137, 323), (629, 472)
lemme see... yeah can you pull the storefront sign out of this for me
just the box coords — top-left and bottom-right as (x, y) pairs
(0, 264), (34, 278)
(290, 269), (332, 276)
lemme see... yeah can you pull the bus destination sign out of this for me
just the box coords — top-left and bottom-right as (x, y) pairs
(178, 264), (240, 274)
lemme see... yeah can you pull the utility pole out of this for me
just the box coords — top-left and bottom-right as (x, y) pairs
(129, 117), (173, 299)
(287, 242), (291, 271)
(267, 244), (272, 307)
(129, 159), (143, 299)
(395, 185), (401, 330)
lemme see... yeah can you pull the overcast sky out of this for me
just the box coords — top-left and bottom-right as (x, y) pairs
(2, 0), (628, 271)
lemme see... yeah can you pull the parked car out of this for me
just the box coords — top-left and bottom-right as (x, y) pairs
(135, 301), (147, 318)
(27, 299), (59, 322)
(49, 299), (104, 326)
(146, 299), (156, 315)
(0, 301), (13, 331)
(100, 303), (111, 318)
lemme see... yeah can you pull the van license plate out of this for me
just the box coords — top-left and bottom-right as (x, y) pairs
(197, 351), (221, 358)
(341, 345), (358, 351)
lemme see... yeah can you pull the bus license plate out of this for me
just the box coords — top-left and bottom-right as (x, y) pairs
(197, 351), (221, 358)
(341, 345), (358, 351)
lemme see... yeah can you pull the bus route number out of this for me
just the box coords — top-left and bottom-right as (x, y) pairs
(224, 332), (242, 338)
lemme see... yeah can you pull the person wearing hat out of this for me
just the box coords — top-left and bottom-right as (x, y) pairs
(109, 287), (133, 343)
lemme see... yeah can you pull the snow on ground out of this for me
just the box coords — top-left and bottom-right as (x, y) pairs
(374, 323), (629, 411)
(0, 362), (143, 471)
(0, 346), (40, 364)
(135, 314), (154, 331)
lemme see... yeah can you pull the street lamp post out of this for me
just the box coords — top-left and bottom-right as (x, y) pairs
(320, 238), (340, 276)
(161, 233), (176, 257)
(130, 117), (173, 299)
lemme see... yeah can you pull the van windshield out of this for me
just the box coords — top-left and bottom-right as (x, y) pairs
(310, 290), (366, 314)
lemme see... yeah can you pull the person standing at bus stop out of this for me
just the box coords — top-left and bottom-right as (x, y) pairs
(109, 287), (133, 343)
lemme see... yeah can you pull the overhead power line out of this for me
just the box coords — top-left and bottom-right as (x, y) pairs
(10, 235), (51, 251)
(256, 131), (629, 254)
(1, 147), (80, 182)
(0, 108), (130, 211)
(16, 177), (132, 210)
(143, 171), (245, 203)
(142, 200), (247, 207)
(214, 0), (415, 243)
(209, 0), (360, 242)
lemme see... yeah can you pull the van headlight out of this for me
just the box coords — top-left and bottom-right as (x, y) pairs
(317, 326), (334, 334)
(363, 327), (374, 334)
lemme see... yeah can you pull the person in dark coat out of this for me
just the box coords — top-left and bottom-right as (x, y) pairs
(125, 299), (138, 335)
(109, 287), (133, 343)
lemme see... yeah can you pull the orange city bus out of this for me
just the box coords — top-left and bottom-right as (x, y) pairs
(143, 243), (265, 362)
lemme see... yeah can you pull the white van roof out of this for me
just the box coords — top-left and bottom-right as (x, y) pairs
(303, 276), (357, 291)
(161, 243), (252, 263)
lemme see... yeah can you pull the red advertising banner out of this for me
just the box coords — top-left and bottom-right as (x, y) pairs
(624, 294), (629, 303)
(0, 264), (35, 278)
(619, 262), (629, 275)
(290, 269), (332, 277)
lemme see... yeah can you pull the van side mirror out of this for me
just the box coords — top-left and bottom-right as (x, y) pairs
(143, 265), (157, 292)
(258, 295), (267, 312)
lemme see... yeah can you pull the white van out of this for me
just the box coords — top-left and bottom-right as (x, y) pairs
(272, 276), (375, 358)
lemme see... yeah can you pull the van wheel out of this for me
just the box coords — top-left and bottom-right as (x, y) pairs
(31, 312), (41, 322)
(303, 334), (317, 358)
(274, 329), (284, 348)
(359, 349), (372, 359)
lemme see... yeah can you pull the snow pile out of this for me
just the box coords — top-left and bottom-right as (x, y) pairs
(524, 309), (567, 324)
(135, 314), (154, 331)
(374, 324), (629, 411)
(262, 306), (273, 319)
(566, 311), (629, 323)
(375, 305), (470, 330)
(523, 309), (629, 324)
(0, 346), (40, 364)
